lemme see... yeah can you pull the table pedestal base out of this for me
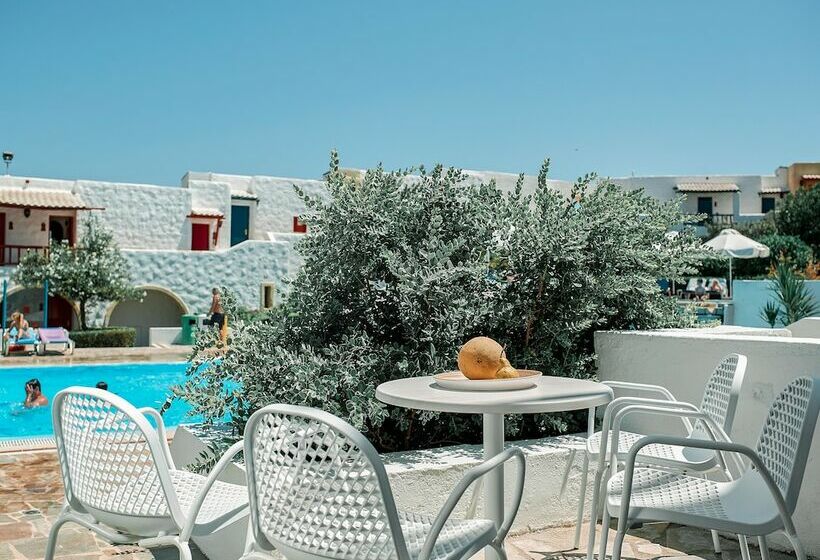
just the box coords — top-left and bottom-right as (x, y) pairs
(483, 413), (505, 560)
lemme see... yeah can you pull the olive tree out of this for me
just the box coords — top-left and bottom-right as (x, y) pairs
(174, 152), (705, 452)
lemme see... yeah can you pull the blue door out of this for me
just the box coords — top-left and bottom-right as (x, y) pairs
(230, 205), (250, 246)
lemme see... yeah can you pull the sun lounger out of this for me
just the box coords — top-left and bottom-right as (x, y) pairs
(37, 327), (75, 356)
(3, 327), (40, 356)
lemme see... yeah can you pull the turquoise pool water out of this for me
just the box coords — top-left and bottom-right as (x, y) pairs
(0, 362), (197, 439)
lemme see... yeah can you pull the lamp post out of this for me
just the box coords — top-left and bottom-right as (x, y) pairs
(2, 152), (13, 175)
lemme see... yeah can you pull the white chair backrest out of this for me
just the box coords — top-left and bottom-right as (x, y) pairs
(695, 353), (747, 438)
(755, 376), (820, 512)
(52, 387), (184, 523)
(244, 404), (409, 560)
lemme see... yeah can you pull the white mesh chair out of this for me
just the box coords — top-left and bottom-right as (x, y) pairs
(47, 387), (248, 560)
(602, 376), (820, 560)
(570, 354), (747, 559)
(233, 404), (526, 560)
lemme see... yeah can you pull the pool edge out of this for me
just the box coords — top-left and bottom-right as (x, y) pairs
(0, 427), (178, 453)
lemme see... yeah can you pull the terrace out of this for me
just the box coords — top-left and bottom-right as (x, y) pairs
(0, 321), (817, 560)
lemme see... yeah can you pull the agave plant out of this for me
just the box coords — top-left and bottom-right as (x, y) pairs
(764, 264), (820, 326)
(759, 300), (780, 328)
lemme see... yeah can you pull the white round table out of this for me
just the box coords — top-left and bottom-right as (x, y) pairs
(376, 375), (613, 560)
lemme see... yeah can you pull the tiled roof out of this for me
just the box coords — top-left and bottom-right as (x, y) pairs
(0, 188), (88, 209)
(801, 174), (820, 180)
(230, 189), (258, 200)
(759, 185), (788, 194)
(189, 208), (224, 218)
(675, 182), (739, 193)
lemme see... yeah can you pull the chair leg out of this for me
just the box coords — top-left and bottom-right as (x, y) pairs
(560, 448), (577, 498)
(758, 535), (770, 560)
(175, 539), (193, 560)
(611, 528), (627, 560)
(586, 465), (606, 560)
(44, 514), (70, 560)
(573, 453), (590, 549)
(785, 532), (807, 560)
(464, 477), (483, 519)
(490, 542), (508, 560)
(598, 508), (612, 560)
(739, 535), (751, 560)
(711, 530), (722, 554)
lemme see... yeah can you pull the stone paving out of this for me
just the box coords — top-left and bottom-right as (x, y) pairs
(0, 450), (801, 560)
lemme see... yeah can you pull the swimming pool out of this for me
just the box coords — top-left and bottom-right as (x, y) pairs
(0, 361), (197, 439)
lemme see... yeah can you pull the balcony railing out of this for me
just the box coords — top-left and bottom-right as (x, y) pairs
(685, 213), (736, 227)
(707, 213), (735, 226)
(0, 245), (49, 266)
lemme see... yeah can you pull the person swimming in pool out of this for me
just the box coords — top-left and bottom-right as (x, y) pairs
(95, 381), (108, 391)
(23, 378), (48, 408)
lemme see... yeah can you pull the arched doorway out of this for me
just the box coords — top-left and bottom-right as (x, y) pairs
(5, 288), (77, 330)
(107, 288), (187, 346)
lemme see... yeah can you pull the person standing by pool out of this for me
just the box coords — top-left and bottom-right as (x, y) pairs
(206, 287), (225, 330)
(23, 378), (48, 408)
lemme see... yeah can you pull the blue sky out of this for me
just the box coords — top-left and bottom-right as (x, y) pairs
(2, 1), (818, 185)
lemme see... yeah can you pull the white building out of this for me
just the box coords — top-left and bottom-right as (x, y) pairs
(0, 162), (812, 345)
(610, 170), (791, 230)
(0, 172), (323, 344)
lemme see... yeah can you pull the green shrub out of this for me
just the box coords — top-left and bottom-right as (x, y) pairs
(776, 187), (820, 256)
(71, 327), (136, 348)
(732, 234), (813, 278)
(172, 153), (704, 452)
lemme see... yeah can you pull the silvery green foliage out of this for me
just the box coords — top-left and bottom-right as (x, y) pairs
(14, 215), (140, 330)
(176, 153), (703, 451)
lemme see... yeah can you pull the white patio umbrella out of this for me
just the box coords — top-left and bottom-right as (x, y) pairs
(704, 228), (770, 297)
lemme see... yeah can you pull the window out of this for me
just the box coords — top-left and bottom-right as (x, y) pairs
(293, 216), (307, 233)
(260, 283), (275, 309)
(761, 197), (776, 214)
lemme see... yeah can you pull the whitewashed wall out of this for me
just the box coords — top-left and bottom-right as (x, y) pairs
(2, 208), (52, 247)
(93, 237), (301, 325)
(250, 176), (327, 237)
(595, 328), (820, 556)
(74, 181), (192, 250)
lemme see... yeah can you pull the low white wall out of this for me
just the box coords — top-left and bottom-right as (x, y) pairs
(595, 329), (820, 556)
(788, 317), (820, 339)
(148, 326), (181, 346)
